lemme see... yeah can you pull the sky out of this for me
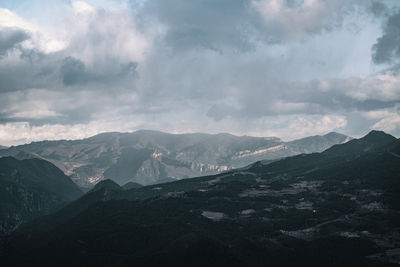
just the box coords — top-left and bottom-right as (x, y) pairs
(0, 0), (400, 145)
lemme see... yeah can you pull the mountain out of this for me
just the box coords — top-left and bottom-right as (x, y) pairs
(0, 157), (82, 234)
(90, 179), (121, 192)
(324, 130), (396, 157)
(6, 131), (399, 266)
(0, 130), (351, 187)
(286, 132), (352, 153)
(0, 145), (7, 150)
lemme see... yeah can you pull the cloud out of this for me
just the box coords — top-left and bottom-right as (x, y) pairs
(227, 114), (349, 141)
(0, 2), (147, 93)
(0, 8), (37, 31)
(1, 0), (400, 145)
(252, 0), (336, 40)
(268, 115), (348, 140)
(61, 56), (90, 85)
(72, 1), (96, 14)
(372, 113), (400, 132)
(0, 122), (107, 146)
(369, 1), (388, 17)
(0, 27), (29, 56)
(136, 0), (259, 52)
(137, 0), (381, 52)
(203, 71), (400, 123)
(372, 9), (400, 65)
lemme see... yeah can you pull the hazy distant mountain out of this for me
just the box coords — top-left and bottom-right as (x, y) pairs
(0, 145), (7, 150)
(7, 131), (399, 266)
(0, 130), (351, 187)
(0, 157), (82, 234)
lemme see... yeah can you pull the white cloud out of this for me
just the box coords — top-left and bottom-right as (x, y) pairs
(372, 113), (400, 132)
(260, 115), (348, 140)
(0, 8), (66, 53)
(251, 0), (382, 41)
(362, 109), (395, 120)
(348, 73), (400, 101)
(72, 1), (96, 14)
(0, 2), (151, 61)
(313, 71), (400, 104)
(9, 110), (61, 119)
(65, 2), (152, 65)
(0, 8), (37, 31)
(252, 0), (331, 39)
(0, 119), (147, 146)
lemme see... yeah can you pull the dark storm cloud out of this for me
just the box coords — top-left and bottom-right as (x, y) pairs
(0, 48), (59, 93)
(0, 27), (29, 56)
(0, 28), (47, 93)
(61, 56), (90, 85)
(61, 56), (138, 86)
(369, 1), (388, 17)
(372, 10), (400, 64)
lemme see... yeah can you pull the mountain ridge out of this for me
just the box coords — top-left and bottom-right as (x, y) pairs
(0, 130), (351, 187)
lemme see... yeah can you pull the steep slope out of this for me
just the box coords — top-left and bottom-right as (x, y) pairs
(7, 131), (400, 266)
(0, 130), (350, 187)
(0, 157), (82, 234)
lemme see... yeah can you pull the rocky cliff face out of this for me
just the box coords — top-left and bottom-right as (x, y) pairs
(0, 130), (350, 187)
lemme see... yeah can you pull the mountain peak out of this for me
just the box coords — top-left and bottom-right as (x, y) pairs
(364, 130), (392, 139)
(323, 132), (347, 138)
(91, 179), (121, 192)
(324, 130), (396, 156)
(358, 130), (396, 146)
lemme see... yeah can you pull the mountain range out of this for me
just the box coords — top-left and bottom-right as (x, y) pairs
(0, 130), (350, 187)
(3, 130), (399, 266)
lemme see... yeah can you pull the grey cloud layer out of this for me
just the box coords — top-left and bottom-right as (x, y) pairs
(0, 0), (400, 143)
(0, 27), (29, 56)
(136, 0), (382, 50)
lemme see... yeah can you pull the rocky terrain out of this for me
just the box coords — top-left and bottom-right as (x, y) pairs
(0, 130), (350, 187)
(3, 130), (399, 266)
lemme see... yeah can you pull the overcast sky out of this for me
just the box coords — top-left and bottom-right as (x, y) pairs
(0, 0), (400, 145)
